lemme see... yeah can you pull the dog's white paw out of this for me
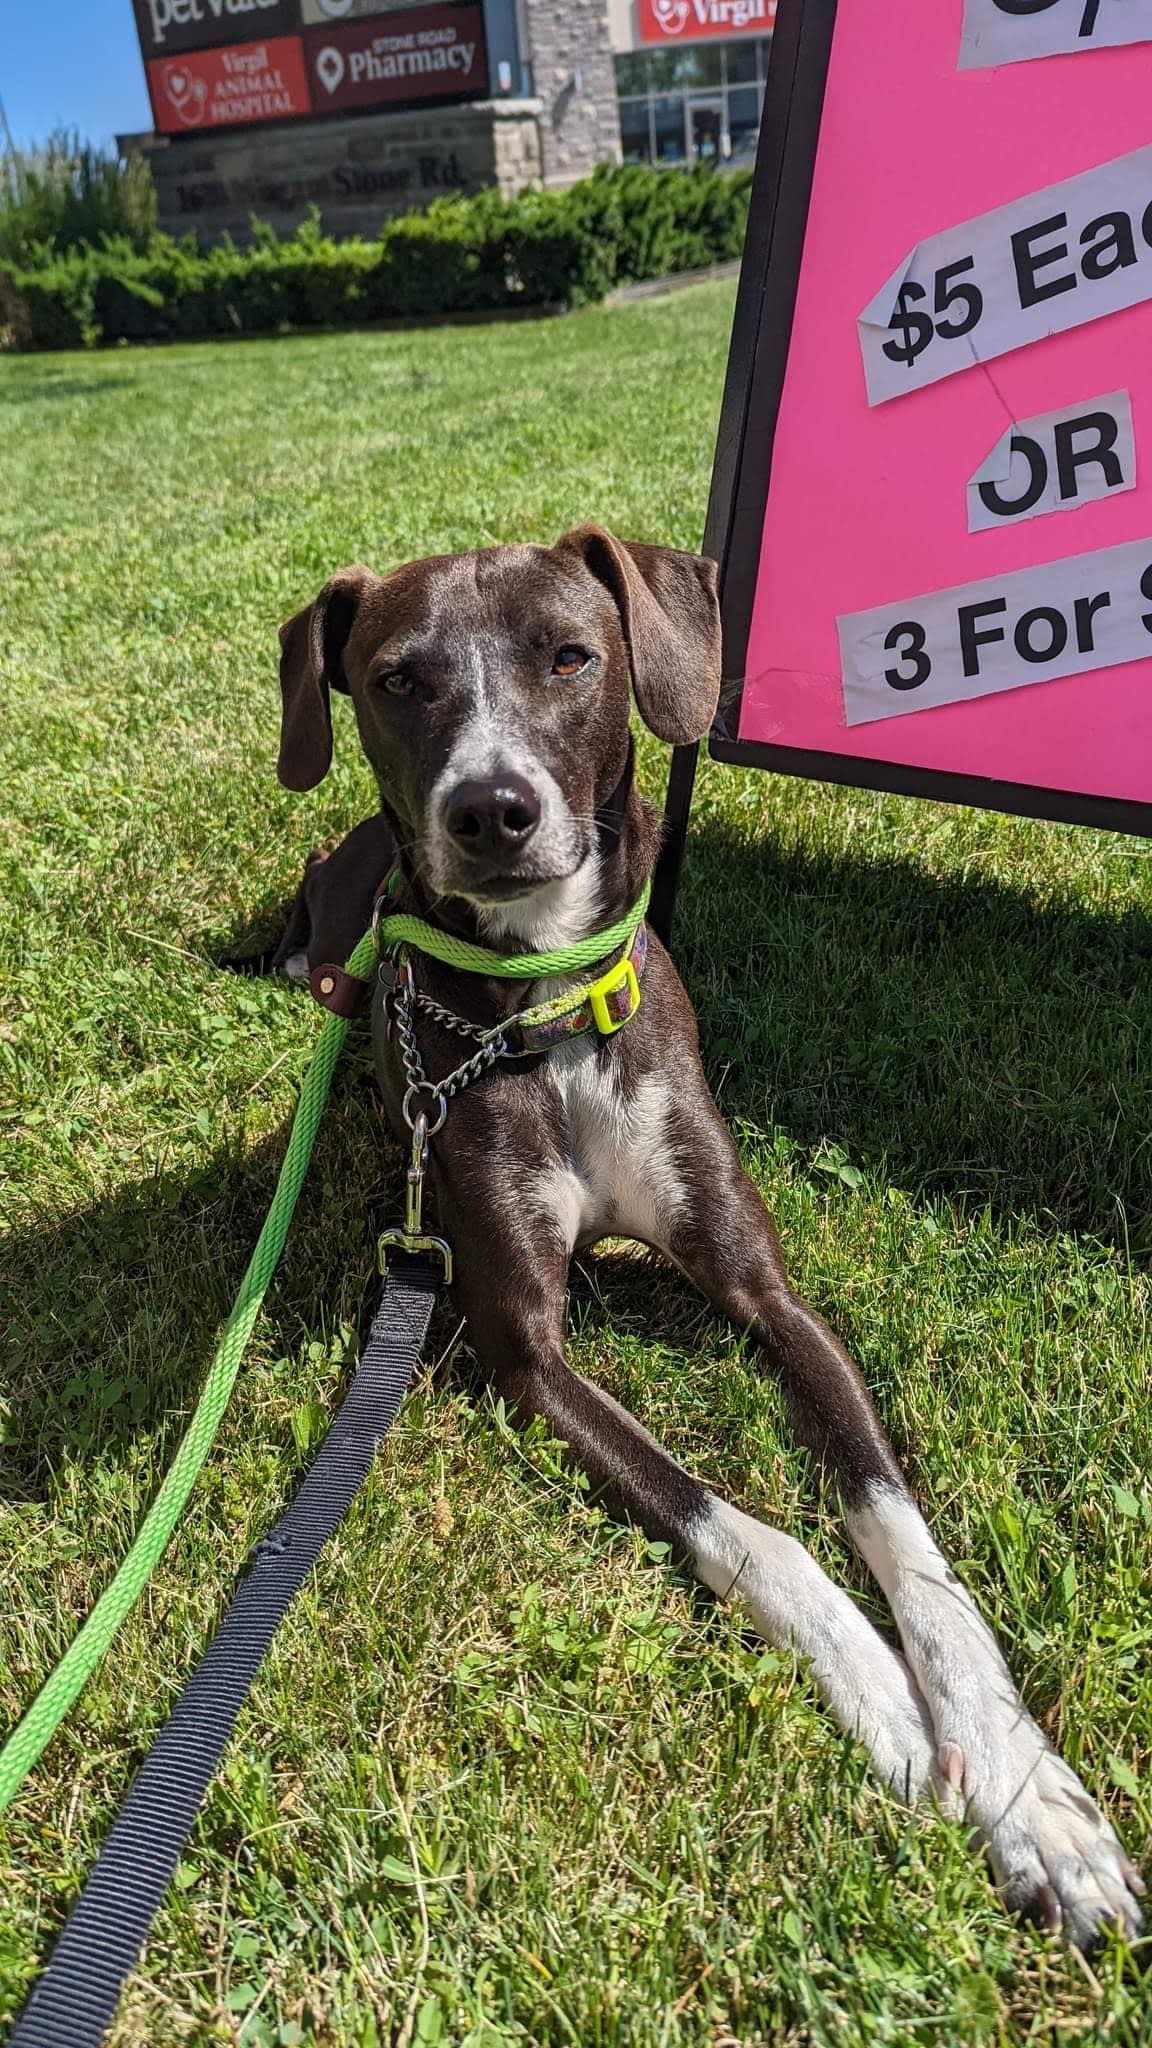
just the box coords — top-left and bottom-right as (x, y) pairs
(847, 1491), (1144, 1944)
(943, 1725), (1143, 1948)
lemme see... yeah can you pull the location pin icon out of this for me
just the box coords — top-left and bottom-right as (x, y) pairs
(316, 46), (345, 93)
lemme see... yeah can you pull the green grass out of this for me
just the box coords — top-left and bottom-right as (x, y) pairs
(1, 286), (1150, 2047)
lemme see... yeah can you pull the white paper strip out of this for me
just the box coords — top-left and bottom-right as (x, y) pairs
(858, 145), (1152, 406)
(967, 389), (1135, 531)
(960, 0), (1152, 71)
(837, 534), (1152, 725)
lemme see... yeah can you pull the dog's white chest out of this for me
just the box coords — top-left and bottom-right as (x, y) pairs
(538, 1041), (682, 1253)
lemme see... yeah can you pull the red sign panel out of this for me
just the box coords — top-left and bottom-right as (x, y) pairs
(147, 36), (312, 132)
(303, 8), (488, 110)
(637, 0), (775, 44)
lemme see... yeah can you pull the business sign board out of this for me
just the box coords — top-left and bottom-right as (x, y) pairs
(303, 7), (487, 110)
(301, 0), (422, 21)
(638, 0), (776, 44)
(661, 0), (1152, 903)
(147, 36), (313, 131)
(135, 0), (486, 132)
(133, 0), (298, 59)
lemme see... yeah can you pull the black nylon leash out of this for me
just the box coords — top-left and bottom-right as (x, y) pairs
(11, 1251), (440, 2048)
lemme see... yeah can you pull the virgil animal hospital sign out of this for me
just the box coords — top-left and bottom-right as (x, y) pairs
(639, 0), (776, 46)
(653, 0), (1152, 929)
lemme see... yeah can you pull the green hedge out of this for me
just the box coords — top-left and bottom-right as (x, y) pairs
(0, 164), (751, 352)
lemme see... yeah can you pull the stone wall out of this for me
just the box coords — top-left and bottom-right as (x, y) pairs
(519, 0), (622, 184)
(144, 98), (543, 243)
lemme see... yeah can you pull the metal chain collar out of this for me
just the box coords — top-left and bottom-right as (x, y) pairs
(387, 953), (509, 1137)
(379, 943), (601, 1280)
(378, 952), (502, 1284)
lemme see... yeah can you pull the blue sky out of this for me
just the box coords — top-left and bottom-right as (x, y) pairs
(2, 0), (153, 148)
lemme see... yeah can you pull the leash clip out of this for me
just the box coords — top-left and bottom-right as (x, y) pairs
(378, 1110), (454, 1282)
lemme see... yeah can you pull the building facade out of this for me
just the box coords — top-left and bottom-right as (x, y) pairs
(608, 0), (774, 170)
(123, 0), (772, 243)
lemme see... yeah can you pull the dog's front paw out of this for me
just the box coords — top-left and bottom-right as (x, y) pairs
(946, 1729), (1143, 1949)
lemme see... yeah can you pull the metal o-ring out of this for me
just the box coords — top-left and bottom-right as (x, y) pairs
(402, 1084), (449, 1135)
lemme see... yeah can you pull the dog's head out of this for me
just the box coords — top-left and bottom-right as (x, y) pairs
(277, 528), (720, 924)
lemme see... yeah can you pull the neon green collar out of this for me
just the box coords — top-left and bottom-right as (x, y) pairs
(375, 878), (651, 980)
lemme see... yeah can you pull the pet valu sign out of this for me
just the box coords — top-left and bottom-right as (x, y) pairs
(692, 0), (1152, 839)
(135, 0), (299, 58)
(135, 0), (426, 54)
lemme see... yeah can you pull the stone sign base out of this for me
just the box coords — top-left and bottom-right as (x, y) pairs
(139, 99), (544, 244)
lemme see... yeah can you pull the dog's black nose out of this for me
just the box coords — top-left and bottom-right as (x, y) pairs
(444, 775), (541, 856)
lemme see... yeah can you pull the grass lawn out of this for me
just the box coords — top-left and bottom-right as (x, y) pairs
(1, 284), (1150, 2047)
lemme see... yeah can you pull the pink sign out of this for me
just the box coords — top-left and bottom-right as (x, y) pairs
(735, 0), (1152, 815)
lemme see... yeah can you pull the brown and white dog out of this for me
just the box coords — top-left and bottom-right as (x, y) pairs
(273, 528), (1142, 1949)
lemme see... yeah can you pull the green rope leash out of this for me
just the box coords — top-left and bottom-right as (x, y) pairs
(377, 881), (651, 979)
(0, 930), (377, 1819)
(0, 880), (656, 1816)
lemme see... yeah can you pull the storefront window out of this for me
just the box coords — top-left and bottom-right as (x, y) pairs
(726, 85), (760, 157)
(652, 95), (688, 163)
(692, 99), (725, 163)
(649, 47), (723, 91)
(726, 41), (759, 84)
(615, 52), (650, 97)
(619, 98), (652, 164)
(613, 36), (771, 168)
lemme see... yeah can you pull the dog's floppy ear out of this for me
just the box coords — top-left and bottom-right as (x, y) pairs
(561, 525), (721, 745)
(277, 566), (375, 791)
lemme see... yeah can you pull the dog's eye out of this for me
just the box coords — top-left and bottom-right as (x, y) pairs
(376, 669), (413, 698)
(551, 646), (589, 678)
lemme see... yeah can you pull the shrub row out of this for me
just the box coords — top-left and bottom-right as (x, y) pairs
(0, 164), (751, 352)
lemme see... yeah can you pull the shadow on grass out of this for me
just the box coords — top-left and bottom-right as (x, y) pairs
(670, 814), (1152, 1253)
(208, 886), (300, 975)
(0, 1062), (400, 1506)
(0, 374), (139, 405)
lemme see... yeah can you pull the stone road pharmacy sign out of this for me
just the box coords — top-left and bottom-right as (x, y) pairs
(303, 8), (488, 110)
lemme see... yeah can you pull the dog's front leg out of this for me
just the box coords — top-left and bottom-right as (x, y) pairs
(443, 1195), (937, 1802)
(664, 1102), (1143, 1946)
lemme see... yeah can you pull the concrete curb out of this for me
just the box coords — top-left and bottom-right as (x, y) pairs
(606, 259), (742, 305)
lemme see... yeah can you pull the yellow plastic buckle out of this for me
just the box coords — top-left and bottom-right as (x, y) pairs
(587, 953), (641, 1036)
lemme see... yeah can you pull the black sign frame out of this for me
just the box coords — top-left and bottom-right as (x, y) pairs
(650, 0), (1152, 943)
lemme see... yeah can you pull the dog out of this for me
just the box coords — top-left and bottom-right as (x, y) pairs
(273, 527), (1142, 1949)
